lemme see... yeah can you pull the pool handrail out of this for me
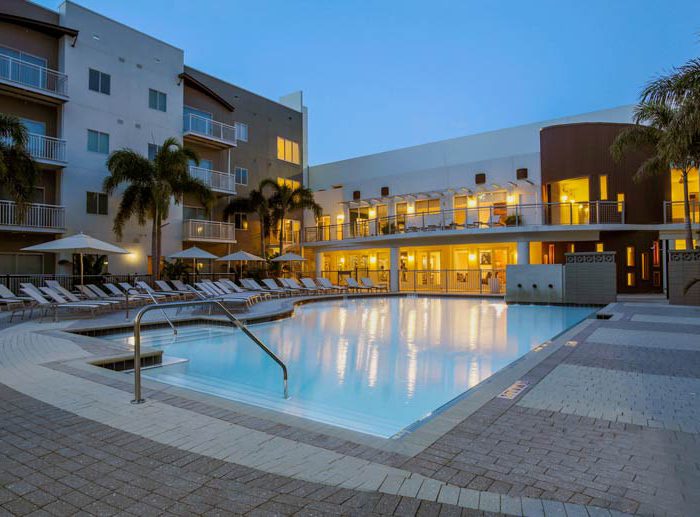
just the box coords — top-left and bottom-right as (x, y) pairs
(131, 296), (289, 404)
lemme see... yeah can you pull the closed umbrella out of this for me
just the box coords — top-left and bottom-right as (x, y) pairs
(22, 232), (129, 285)
(217, 250), (265, 277)
(168, 247), (218, 277)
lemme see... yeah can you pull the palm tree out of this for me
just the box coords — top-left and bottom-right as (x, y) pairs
(103, 137), (213, 278)
(611, 100), (696, 249)
(261, 179), (321, 253)
(0, 113), (39, 221)
(223, 182), (273, 258)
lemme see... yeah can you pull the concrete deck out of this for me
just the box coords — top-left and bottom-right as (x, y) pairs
(1, 296), (698, 516)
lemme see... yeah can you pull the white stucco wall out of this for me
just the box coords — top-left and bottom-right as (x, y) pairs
(59, 1), (185, 274)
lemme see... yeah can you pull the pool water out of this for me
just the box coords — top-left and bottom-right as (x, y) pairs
(105, 297), (593, 437)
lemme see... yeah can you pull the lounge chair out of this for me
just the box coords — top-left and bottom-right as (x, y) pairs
(346, 278), (373, 292)
(260, 278), (295, 296)
(21, 287), (101, 321)
(135, 281), (183, 300)
(195, 282), (254, 306)
(282, 277), (317, 294)
(83, 284), (138, 306)
(38, 286), (113, 312)
(241, 278), (283, 297)
(156, 280), (193, 298)
(104, 283), (153, 302)
(0, 283), (34, 302)
(301, 278), (331, 293)
(316, 277), (347, 292)
(360, 277), (388, 292)
(212, 281), (262, 303)
(48, 281), (121, 307)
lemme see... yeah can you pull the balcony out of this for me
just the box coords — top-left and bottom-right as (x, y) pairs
(0, 54), (68, 103)
(27, 133), (67, 166)
(269, 229), (301, 249)
(183, 219), (236, 243)
(189, 166), (236, 194)
(0, 201), (65, 232)
(664, 200), (700, 224)
(304, 201), (625, 243)
(183, 113), (237, 149)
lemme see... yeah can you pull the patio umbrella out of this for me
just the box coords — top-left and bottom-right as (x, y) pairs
(168, 247), (218, 276)
(271, 252), (307, 277)
(22, 232), (130, 285)
(217, 250), (265, 277)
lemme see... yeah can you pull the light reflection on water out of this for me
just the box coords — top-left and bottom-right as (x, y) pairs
(110, 297), (592, 437)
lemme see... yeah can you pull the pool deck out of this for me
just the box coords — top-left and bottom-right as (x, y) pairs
(1, 297), (699, 516)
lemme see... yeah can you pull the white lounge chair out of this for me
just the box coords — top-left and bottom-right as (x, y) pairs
(360, 277), (387, 292)
(195, 282), (253, 307)
(301, 278), (331, 293)
(316, 277), (347, 292)
(104, 283), (153, 302)
(21, 287), (101, 321)
(346, 278), (373, 292)
(156, 280), (193, 298)
(260, 278), (294, 296)
(135, 281), (183, 300)
(0, 283), (34, 302)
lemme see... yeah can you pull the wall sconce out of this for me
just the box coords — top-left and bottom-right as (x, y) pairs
(467, 197), (477, 208)
(406, 204), (415, 214)
(368, 208), (376, 219)
(506, 194), (515, 204)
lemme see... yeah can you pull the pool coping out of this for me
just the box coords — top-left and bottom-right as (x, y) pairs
(54, 294), (603, 457)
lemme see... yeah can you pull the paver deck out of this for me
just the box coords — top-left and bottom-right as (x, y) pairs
(1, 297), (699, 516)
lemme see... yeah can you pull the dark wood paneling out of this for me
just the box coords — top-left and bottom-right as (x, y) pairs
(540, 123), (666, 224)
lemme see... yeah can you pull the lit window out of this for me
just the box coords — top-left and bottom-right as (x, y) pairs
(652, 241), (661, 266)
(235, 122), (248, 142)
(88, 68), (110, 95)
(641, 252), (649, 280)
(617, 193), (625, 213)
(233, 213), (248, 230)
(568, 243), (575, 253)
(626, 272), (636, 287)
(234, 167), (248, 186)
(599, 175), (608, 200)
(595, 242), (604, 252)
(626, 246), (635, 267)
(148, 88), (167, 112)
(276, 136), (300, 164)
(415, 199), (441, 214)
(277, 177), (300, 190)
(86, 192), (108, 215)
(87, 129), (109, 154)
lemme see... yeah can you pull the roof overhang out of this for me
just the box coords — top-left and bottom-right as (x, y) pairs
(179, 72), (235, 112)
(0, 13), (78, 39)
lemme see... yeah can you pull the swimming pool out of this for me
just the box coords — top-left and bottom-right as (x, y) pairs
(105, 297), (593, 437)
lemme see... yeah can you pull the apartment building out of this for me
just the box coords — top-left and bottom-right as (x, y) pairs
(305, 106), (698, 294)
(0, 0), (304, 275)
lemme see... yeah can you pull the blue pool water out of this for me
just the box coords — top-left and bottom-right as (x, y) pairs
(105, 297), (593, 437)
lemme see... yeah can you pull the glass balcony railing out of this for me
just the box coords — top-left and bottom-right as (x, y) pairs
(183, 113), (236, 146)
(189, 166), (236, 194)
(183, 219), (236, 242)
(0, 54), (67, 97)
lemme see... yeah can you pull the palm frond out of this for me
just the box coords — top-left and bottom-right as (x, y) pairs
(634, 154), (670, 182)
(104, 149), (154, 193)
(112, 184), (152, 238)
(0, 113), (28, 146)
(610, 124), (660, 163)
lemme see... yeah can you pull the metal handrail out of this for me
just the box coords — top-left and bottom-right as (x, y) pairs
(131, 298), (288, 403)
(144, 291), (177, 335)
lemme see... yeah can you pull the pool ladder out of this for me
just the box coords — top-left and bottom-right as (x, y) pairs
(130, 295), (289, 404)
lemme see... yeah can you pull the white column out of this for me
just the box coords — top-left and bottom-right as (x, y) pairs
(517, 241), (530, 265)
(315, 251), (323, 277)
(390, 246), (400, 292)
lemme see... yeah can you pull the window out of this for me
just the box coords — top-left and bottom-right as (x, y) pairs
(148, 143), (160, 161)
(0, 253), (43, 274)
(276, 136), (300, 164)
(617, 193), (625, 213)
(234, 167), (249, 186)
(415, 199), (441, 214)
(20, 118), (45, 136)
(641, 252), (650, 280)
(88, 68), (110, 95)
(1, 46), (47, 89)
(568, 243), (575, 253)
(599, 175), (608, 200)
(148, 88), (167, 112)
(595, 242), (604, 252)
(232, 213), (248, 230)
(626, 272), (636, 287)
(235, 122), (248, 142)
(87, 130), (109, 154)
(626, 246), (635, 267)
(86, 192), (108, 215)
(652, 241), (660, 266)
(183, 206), (208, 220)
(277, 177), (300, 190)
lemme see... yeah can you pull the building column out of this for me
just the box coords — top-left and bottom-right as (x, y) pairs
(315, 251), (323, 277)
(390, 246), (400, 292)
(517, 241), (530, 265)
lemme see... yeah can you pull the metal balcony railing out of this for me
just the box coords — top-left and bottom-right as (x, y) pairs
(188, 166), (236, 194)
(304, 201), (625, 242)
(183, 113), (236, 146)
(183, 219), (236, 242)
(27, 133), (67, 163)
(663, 200), (700, 224)
(0, 201), (65, 230)
(0, 54), (68, 97)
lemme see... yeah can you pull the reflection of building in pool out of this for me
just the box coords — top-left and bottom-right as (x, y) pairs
(304, 106), (694, 295)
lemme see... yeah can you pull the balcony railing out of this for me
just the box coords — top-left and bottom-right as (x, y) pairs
(305, 201), (625, 242)
(183, 219), (236, 242)
(189, 166), (236, 194)
(27, 133), (67, 164)
(663, 200), (700, 224)
(0, 201), (65, 230)
(270, 229), (301, 246)
(183, 113), (236, 146)
(0, 54), (68, 97)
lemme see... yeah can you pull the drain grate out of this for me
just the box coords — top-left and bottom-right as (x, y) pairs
(498, 380), (529, 400)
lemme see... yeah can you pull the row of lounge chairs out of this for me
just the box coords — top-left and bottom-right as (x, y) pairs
(0, 276), (387, 321)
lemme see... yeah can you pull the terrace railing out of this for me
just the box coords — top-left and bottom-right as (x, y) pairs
(304, 201), (625, 242)
(0, 201), (65, 230)
(0, 54), (68, 96)
(183, 113), (237, 146)
(27, 133), (67, 163)
(183, 219), (236, 242)
(189, 166), (236, 194)
(663, 200), (700, 224)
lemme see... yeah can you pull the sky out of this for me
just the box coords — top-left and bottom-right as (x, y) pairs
(35, 0), (700, 165)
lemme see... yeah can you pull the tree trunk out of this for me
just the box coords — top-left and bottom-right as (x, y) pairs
(156, 212), (163, 279)
(682, 168), (694, 250)
(278, 209), (286, 254)
(150, 210), (158, 278)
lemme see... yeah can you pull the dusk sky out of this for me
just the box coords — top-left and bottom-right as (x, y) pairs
(36, 0), (700, 165)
